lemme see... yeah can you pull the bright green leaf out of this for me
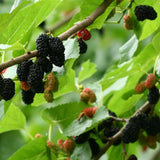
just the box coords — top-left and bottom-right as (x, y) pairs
(41, 102), (88, 130)
(70, 142), (92, 160)
(0, 103), (26, 133)
(8, 136), (49, 160)
(119, 35), (139, 63)
(63, 106), (109, 136)
(0, 42), (24, 51)
(0, 0), (60, 44)
(64, 39), (80, 60)
(78, 60), (97, 83)
(54, 59), (77, 97)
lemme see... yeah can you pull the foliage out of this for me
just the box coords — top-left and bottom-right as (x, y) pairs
(0, 0), (160, 160)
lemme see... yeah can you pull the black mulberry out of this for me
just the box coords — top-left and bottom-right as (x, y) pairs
(122, 122), (140, 143)
(128, 154), (137, 160)
(21, 89), (35, 104)
(78, 38), (87, 54)
(145, 116), (160, 136)
(74, 131), (90, 144)
(130, 112), (148, 130)
(27, 63), (44, 93)
(36, 34), (50, 57)
(0, 74), (4, 94)
(1, 78), (15, 101)
(103, 127), (121, 145)
(37, 57), (53, 73)
(134, 5), (157, 21)
(48, 37), (65, 67)
(147, 86), (159, 104)
(88, 138), (100, 156)
(17, 60), (33, 81)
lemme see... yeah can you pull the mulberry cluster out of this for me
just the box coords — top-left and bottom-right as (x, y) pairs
(36, 34), (65, 67)
(17, 60), (45, 104)
(134, 5), (157, 21)
(122, 112), (148, 143)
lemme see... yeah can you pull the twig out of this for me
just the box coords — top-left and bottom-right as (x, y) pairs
(0, 0), (114, 71)
(110, 116), (128, 122)
(45, 9), (79, 33)
(122, 142), (127, 160)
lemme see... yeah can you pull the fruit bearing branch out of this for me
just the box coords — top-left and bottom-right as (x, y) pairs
(0, 0), (113, 71)
(93, 101), (153, 160)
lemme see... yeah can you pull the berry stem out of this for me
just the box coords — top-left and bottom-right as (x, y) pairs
(48, 124), (53, 141)
(23, 128), (34, 140)
(153, 55), (160, 75)
(122, 142), (127, 160)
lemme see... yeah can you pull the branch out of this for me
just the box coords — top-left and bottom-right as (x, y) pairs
(0, 0), (114, 71)
(45, 9), (78, 33)
(93, 101), (152, 160)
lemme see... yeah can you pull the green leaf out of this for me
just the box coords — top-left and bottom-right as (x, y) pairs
(8, 136), (49, 160)
(70, 142), (92, 160)
(0, 0), (60, 44)
(119, 35), (139, 63)
(152, 31), (160, 53)
(64, 39), (80, 60)
(41, 102), (88, 130)
(0, 131), (25, 160)
(54, 59), (77, 97)
(0, 103), (26, 133)
(63, 106), (109, 136)
(78, 60), (97, 83)
(0, 0), (33, 33)
(0, 42), (24, 51)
